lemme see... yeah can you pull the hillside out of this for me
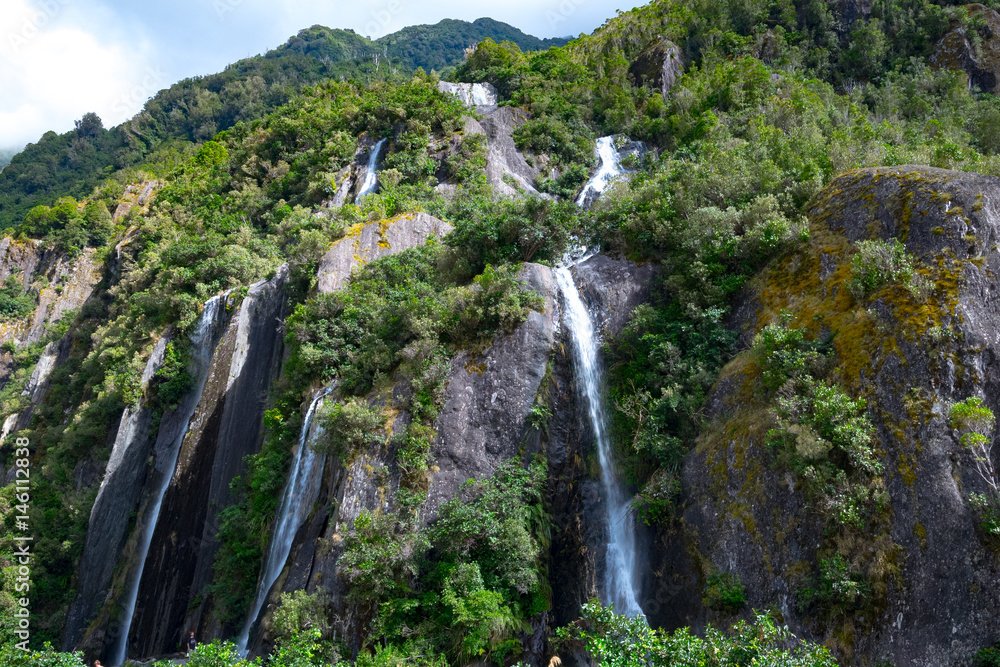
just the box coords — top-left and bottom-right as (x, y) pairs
(0, 17), (568, 232)
(3, 0), (1000, 666)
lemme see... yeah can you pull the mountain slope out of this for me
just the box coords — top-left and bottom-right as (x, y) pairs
(5, 0), (1000, 665)
(0, 17), (567, 231)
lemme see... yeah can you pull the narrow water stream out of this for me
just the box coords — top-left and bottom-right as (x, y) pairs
(236, 385), (333, 655)
(355, 138), (387, 203)
(113, 294), (224, 665)
(554, 267), (644, 617)
(576, 136), (624, 207)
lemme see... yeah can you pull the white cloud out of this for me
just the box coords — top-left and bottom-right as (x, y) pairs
(0, 0), (158, 147)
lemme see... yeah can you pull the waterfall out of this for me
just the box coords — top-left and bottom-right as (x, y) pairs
(554, 267), (644, 617)
(112, 295), (224, 666)
(576, 136), (624, 208)
(469, 83), (498, 106)
(355, 138), (387, 203)
(236, 385), (334, 655)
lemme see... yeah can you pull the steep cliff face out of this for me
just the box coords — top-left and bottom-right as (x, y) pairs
(62, 336), (173, 652)
(545, 256), (658, 635)
(463, 107), (550, 198)
(128, 266), (291, 658)
(0, 239), (103, 386)
(244, 254), (657, 659)
(61, 266), (291, 661)
(653, 166), (1000, 665)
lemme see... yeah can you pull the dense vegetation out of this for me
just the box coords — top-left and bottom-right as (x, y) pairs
(4, 0), (1000, 663)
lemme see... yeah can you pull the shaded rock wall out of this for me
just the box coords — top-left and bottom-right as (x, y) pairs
(128, 266), (291, 657)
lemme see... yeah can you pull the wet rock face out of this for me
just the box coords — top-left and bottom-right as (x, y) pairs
(930, 4), (1000, 93)
(655, 166), (1000, 665)
(628, 38), (683, 100)
(316, 213), (453, 294)
(65, 266), (290, 660)
(62, 338), (172, 653)
(266, 256), (655, 652)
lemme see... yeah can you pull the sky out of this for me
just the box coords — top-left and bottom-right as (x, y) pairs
(0, 0), (640, 150)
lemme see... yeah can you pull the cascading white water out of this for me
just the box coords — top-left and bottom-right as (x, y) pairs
(554, 267), (644, 617)
(355, 138), (387, 203)
(576, 136), (624, 208)
(470, 83), (498, 106)
(111, 295), (223, 666)
(236, 385), (333, 655)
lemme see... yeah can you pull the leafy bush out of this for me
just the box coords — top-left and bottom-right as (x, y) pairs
(753, 319), (830, 391)
(970, 493), (1000, 538)
(634, 468), (681, 526)
(847, 238), (924, 300)
(323, 399), (386, 457)
(0, 278), (36, 322)
(703, 572), (747, 614)
(951, 398), (999, 520)
(557, 602), (837, 666)
(445, 197), (586, 274)
(976, 645), (1000, 667)
(340, 459), (547, 663)
(186, 640), (253, 667)
(0, 644), (86, 667)
(272, 591), (331, 642)
(797, 554), (870, 619)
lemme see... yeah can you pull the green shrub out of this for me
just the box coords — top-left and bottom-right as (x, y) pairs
(557, 602), (837, 666)
(753, 319), (829, 390)
(323, 398), (386, 456)
(0, 277), (36, 321)
(0, 644), (86, 666)
(976, 645), (1000, 667)
(272, 591), (331, 642)
(634, 469), (681, 526)
(847, 238), (923, 300)
(703, 572), (747, 614)
(797, 554), (870, 619)
(970, 493), (1000, 538)
(185, 640), (254, 667)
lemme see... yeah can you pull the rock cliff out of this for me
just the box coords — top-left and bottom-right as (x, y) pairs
(652, 166), (1000, 665)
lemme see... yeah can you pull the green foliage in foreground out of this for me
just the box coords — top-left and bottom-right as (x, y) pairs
(558, 601), (838, 667)
(341, 459), (548, 663)
(0, 643), (87, 666)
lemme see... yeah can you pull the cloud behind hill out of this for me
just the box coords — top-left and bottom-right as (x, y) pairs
(0, 0), (638, 150)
